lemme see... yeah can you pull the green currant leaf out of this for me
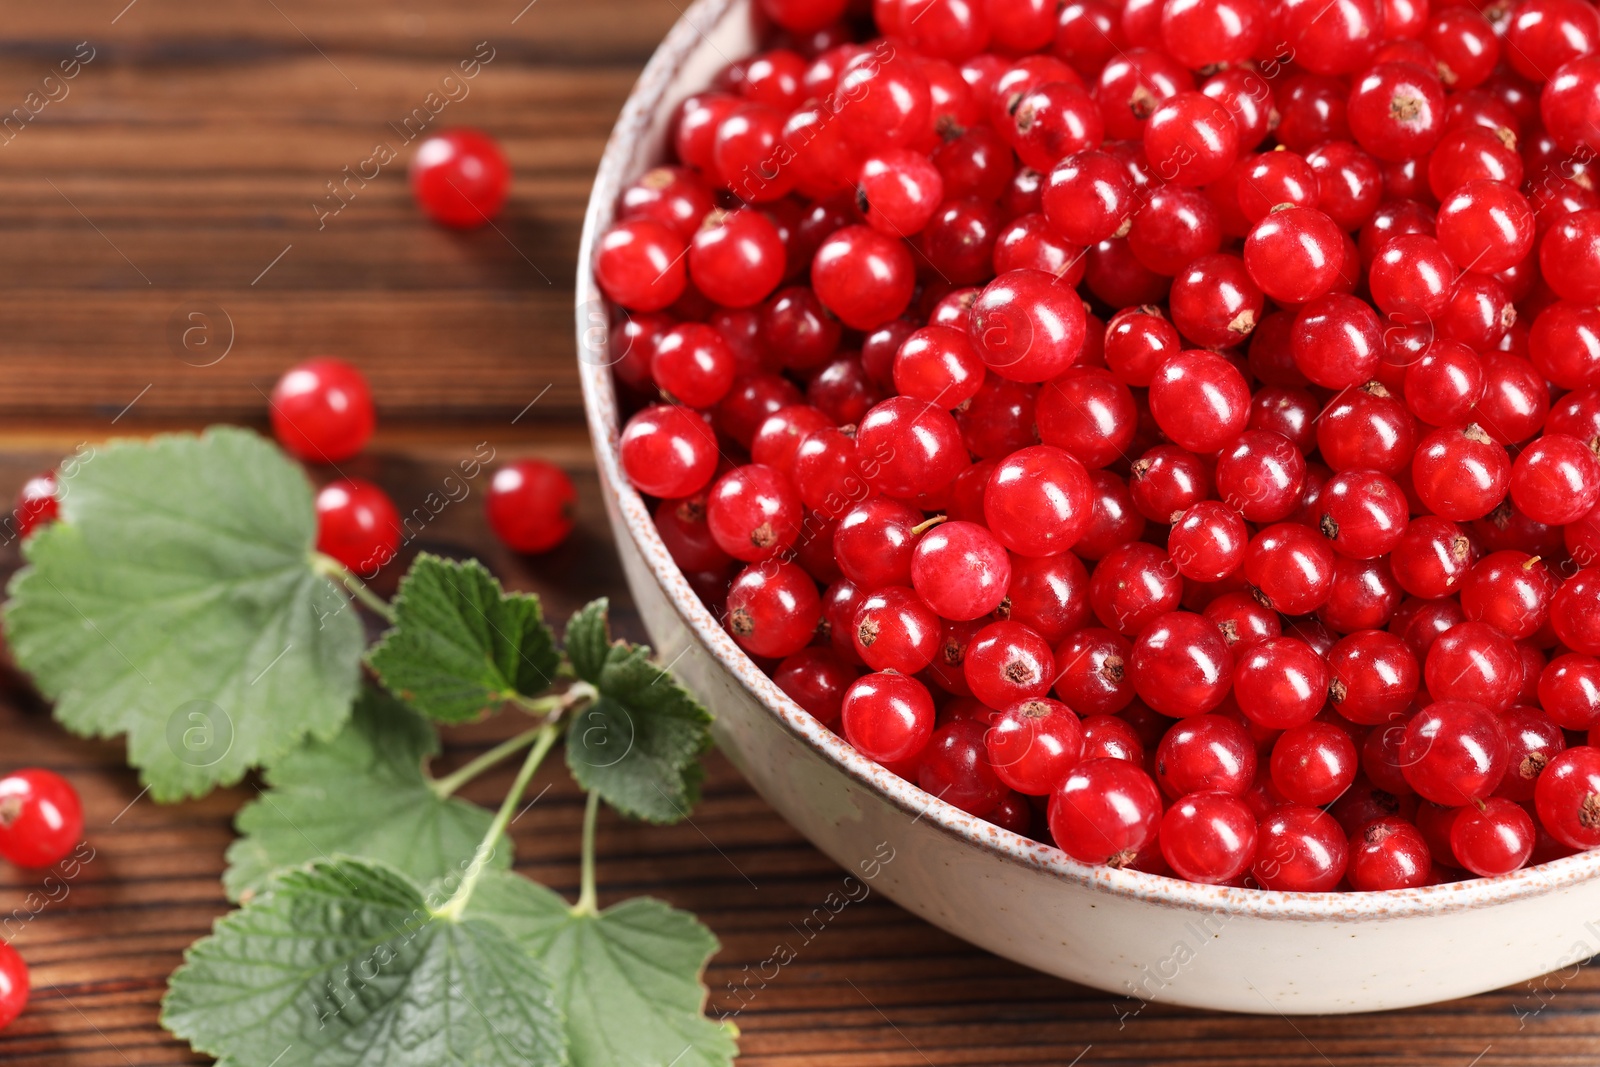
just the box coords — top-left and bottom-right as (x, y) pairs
(163, 859), (567, 1067)
(468, 871), (736, 1067)
(563, 598), (610, 685)
(563, 612), (712, 823)
(366, 553), (561, 722)
(223, 685), (509, 903)
(3, 427), (363, 802)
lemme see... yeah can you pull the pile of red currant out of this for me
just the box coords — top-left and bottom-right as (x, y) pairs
(597, 0), (1600, 891)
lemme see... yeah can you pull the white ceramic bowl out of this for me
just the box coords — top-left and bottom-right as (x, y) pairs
(576, 0), (1600, 1014)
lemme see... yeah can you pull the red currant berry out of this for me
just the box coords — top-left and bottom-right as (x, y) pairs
(1168, 501), (1247, 583)
(1215, 430), (1305, 523)
(1535, 746), (1600, 850)
(965, 619), (1055, 710)
(1155, 714), (1256, 798)
(1555, 563), (1600, 655)
(1290, 293), (1383, 389)
(1144, 91), (1239, 187)
(690, 209), (786, 308)
(986, 697), (1084, 795)
(858, 398), (967, 503)
(1411, 424), (1510, 522)
(1540, 209), (1600, 303)
(0, 768), (82, 868)
(1400, 700), (1509, 806)
(727, 560), (821, 659)
(1147, 349), (1250, 455)
(1103, 305), (1181, 387)
(619, 405), (720, 500)
(315, 479), (400, 575)
(911, 520), (1011, 621)
(893, 325), (986, 409)
(1089, 542), (1183, 635)
(1035, 366), (1137, 469)
(1253, 804), (1348, 891)
(1348, 62), (1446, 162)
(1233, 636), (1329, 731)
(0, 942), (26, 1029)
(1159, 791), (1257, 884)
(707, 465), (803, 564)
(968, 269), (1087, 382)
(1244, 207), (1345, 305)
(984, 445), (1093, 557)
(1129, 611), (1233, 719)
(1460, 551), (1559, 641)
(269, 358), (376, 464)
(1496, 705), (1566, 802)
(650, 324), (736, 409)
(13, 471), (58, 539)
(1203, 591), (1283, 653)
(774, 647), (859, 726)
(484, 460), (576, 554)
(853, 586), (941, 675)
(842, 671), (936, 763)
(1048, 757), (1163, 866)
(1451, 797), (1535, 877)
(1244, 522), (1336, 616)
(1271, 722), (1359, 807)
(811, 224), (917, 329)
(1316, 469), (1408, 561)
(1512, 433), (1600, 525)
(1347, 816), (1432, 890)
(1168, 253), (1263, 349)
(1327, 629), (1419, 726)
(1540, 654), (1600, 731)
(1404, 341), (1485, 429)
(410, 128), (510, 227)
(919, 718), (1007, 817)
(595, 218), (687, 312)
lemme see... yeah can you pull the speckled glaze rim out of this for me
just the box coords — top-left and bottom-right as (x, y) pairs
(575, 0), (1600, 924)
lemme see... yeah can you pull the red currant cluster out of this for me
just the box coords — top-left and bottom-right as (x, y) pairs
(0, 768), (86, 1029)
(598, 0), (1600, 890)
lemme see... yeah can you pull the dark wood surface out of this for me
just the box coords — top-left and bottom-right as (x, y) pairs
(0, 2), (1599, 1065)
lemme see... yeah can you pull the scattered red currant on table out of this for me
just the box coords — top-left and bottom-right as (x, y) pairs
(595, 0), (1600, 892)
(0, 768), (83, 868)
(269, 357), (376, 464)
(409, 128), (511, 228)
(485, 460), (577, 554)
(13, 472), (59, 538)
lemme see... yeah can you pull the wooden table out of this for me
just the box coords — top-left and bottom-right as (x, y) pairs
(0, 2), (1598, 1064)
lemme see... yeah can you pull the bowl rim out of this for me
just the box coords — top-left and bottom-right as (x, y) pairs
(574, 0), (1600, 923)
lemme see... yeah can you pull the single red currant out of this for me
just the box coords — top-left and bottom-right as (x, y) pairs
(1048, 757), (1163, 866)
(986, 697), (1084, 795)
(0, 769), (82, 868)
(410, 128), (510, 227)
(485, 460), (576, 554)
(316, 478), (401, 575)
(269, 358), (376, 463)
(727, 560), (822, 659)
(842, 671), (936, 763)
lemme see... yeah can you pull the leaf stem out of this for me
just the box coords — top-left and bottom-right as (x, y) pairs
(433, 721), (560, 922)
(430, 724), (549, 799)
(312, 552), (397, 623)
(427, 682), (597, 799)
(572, 790), (602, 917)
(509, 680), (597, 720)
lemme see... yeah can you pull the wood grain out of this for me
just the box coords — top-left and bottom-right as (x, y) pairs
(0, 0), (1598, 1064)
